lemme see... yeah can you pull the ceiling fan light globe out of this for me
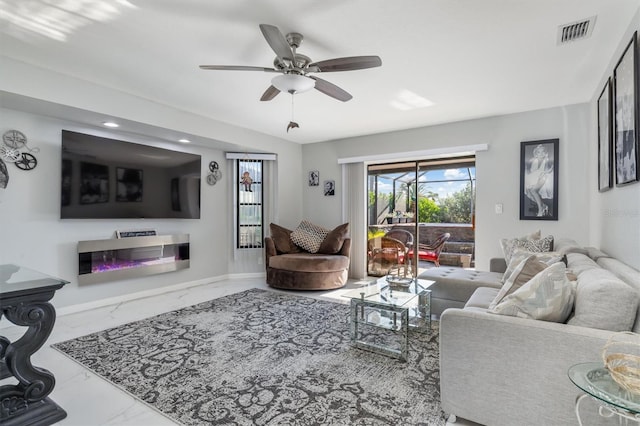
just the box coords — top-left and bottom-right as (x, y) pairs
(271, 74), (315, 94)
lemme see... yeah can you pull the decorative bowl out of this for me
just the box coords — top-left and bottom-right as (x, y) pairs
(385, 275), (413, 287)
(602, 331), (640, 394)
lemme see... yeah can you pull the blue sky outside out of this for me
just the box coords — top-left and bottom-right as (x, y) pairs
(374, 167), (476, 202)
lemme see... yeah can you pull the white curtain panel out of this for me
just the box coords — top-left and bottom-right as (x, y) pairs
(342, 162), (367, 279)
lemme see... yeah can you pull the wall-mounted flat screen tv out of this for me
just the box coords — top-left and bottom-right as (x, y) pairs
(61, 130), (201, 219)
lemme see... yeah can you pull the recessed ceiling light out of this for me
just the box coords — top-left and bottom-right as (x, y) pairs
(178, 138), (191, 143)
(102, 121), (119, 128)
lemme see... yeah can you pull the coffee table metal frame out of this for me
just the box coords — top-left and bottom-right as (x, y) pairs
(344, 278), (433, 362)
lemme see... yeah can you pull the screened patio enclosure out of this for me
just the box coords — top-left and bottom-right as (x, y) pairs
(367, 156), (476, 276)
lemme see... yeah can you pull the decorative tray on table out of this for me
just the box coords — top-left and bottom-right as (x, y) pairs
(385, 275), (413, 287)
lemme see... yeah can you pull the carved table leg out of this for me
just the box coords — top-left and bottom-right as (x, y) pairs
(0, 299), (67, 425)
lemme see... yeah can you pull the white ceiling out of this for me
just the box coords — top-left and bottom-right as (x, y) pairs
(1, 0), (638, 144)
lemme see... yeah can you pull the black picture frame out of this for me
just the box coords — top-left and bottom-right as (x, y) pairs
(79, 162), (109, 204)
(308, 170), (319, 186)
(613, 31), (639, 186)
(519, 139), (559, 221)
(116, 168), (143, 202)
(598, 78), (613, 192)
(323, 180), (335, 196)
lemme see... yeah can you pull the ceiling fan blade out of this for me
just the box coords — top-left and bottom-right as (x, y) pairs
(309, 76), (352, 102)
(199, 65), (278, 72)
(309, 56), (382, 72)
(260, 85), (280, 101)
(259, 24), (294, 61)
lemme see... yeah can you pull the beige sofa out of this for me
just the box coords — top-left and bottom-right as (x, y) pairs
(264, 223), (351, 290)
(438, 241), (640, 425)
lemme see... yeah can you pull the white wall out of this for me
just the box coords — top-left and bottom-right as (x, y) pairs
(302, 104), (592, 270)
(588, 10), (640, 270)
(0, 59), (303, 309)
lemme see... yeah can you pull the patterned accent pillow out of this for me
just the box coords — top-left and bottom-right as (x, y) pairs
(489, 262), (576, 323)
(490, 256), (553, 310)
(500, 234), (554, 264)
(501, 248), (562, 283)
(290, 220), (330, 253)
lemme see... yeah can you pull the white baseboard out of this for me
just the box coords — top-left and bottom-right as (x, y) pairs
(56, 272), (266, 317)
(0, 272), (266, 330)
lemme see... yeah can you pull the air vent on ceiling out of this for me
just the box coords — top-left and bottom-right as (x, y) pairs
(557, 16), (596, 45)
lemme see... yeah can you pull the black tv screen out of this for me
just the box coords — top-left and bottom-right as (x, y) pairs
(61, 130), (201, 219)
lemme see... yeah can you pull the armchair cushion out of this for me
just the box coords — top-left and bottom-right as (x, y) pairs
(290, 220), (329, 253)
(269, 223), (301, 254)
(318, 223), (350, 254)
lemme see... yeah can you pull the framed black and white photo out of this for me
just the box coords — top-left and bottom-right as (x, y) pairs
(598, 78), (613, 192)
(323, 179), (335, 196)
(613, 31), (639, 186)
(79, 162), (109, 204)
(116, 168), (143, 202)
(308, 170), (319, 186)
(519, 139), (559, 221)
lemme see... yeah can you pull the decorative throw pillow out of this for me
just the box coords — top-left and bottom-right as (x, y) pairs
(490, 255), (552, 310)
(489, 262), (576, 323)
(269, 223), (301, 254)
(290, 220), (330, 253)
(499, 230), (541, 263)
(501, 248), (562, 283)
(317, 223), (349, 254)
(502, 235), (554, 264)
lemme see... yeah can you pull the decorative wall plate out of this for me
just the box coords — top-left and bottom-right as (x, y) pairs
(15, 153), (38, 170)
(0, 146), (21, 162)
(2, 130), (27, 150)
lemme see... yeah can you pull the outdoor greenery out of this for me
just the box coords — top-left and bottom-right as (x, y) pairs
(371, 182), (475, 224)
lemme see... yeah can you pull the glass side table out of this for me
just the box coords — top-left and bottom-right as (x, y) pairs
(568, 362), (640, 425)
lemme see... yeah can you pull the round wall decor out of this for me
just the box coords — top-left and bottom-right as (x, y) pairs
(207, 161), (222, 185)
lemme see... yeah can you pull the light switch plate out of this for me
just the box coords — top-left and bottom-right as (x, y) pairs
(495, 203), (503, 214)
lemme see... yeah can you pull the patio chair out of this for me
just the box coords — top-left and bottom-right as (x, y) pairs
(385, 228), (414, 250)
(408, 232), (451, 267)
(367, 236), (409, 277)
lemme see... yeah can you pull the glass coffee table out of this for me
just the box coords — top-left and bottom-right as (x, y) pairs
(342, 276), (435, 361)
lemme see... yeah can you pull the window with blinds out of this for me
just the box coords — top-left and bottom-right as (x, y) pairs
(236, 159), (263, 248)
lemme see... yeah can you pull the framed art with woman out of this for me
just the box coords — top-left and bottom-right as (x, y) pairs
(520, 139), (559, 220)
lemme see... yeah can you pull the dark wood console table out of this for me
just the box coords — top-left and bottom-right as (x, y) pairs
(0, 264), (68, 425)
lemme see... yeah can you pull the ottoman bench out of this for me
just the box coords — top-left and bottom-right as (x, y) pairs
(417, 265), (504, 316)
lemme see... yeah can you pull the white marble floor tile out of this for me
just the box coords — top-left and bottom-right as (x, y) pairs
(1, 277), (480, 426)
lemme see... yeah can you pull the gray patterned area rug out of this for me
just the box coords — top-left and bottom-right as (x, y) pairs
(53, 288), (444, 425)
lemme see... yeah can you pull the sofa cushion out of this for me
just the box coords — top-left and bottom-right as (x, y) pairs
(290, 220), (329, 253)
(567, 267), (639, 332)
(465, 287), (500, 310)
(268, 253), (349, 273)
(500, 234), (553, 264)
(317, 223), (349, 254)
(490, 256), (553, 310)
(269, 223), (301, 254)
(553, 238), (588, 256)
(565, 253), (600, 276)
(489, 262), (575, 323)
(586, 247), (609, 261)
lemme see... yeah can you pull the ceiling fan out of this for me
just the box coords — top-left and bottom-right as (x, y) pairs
(199, 24), (382, 102)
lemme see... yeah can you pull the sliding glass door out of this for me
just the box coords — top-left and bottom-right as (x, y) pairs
(367, 156), (476, 277)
